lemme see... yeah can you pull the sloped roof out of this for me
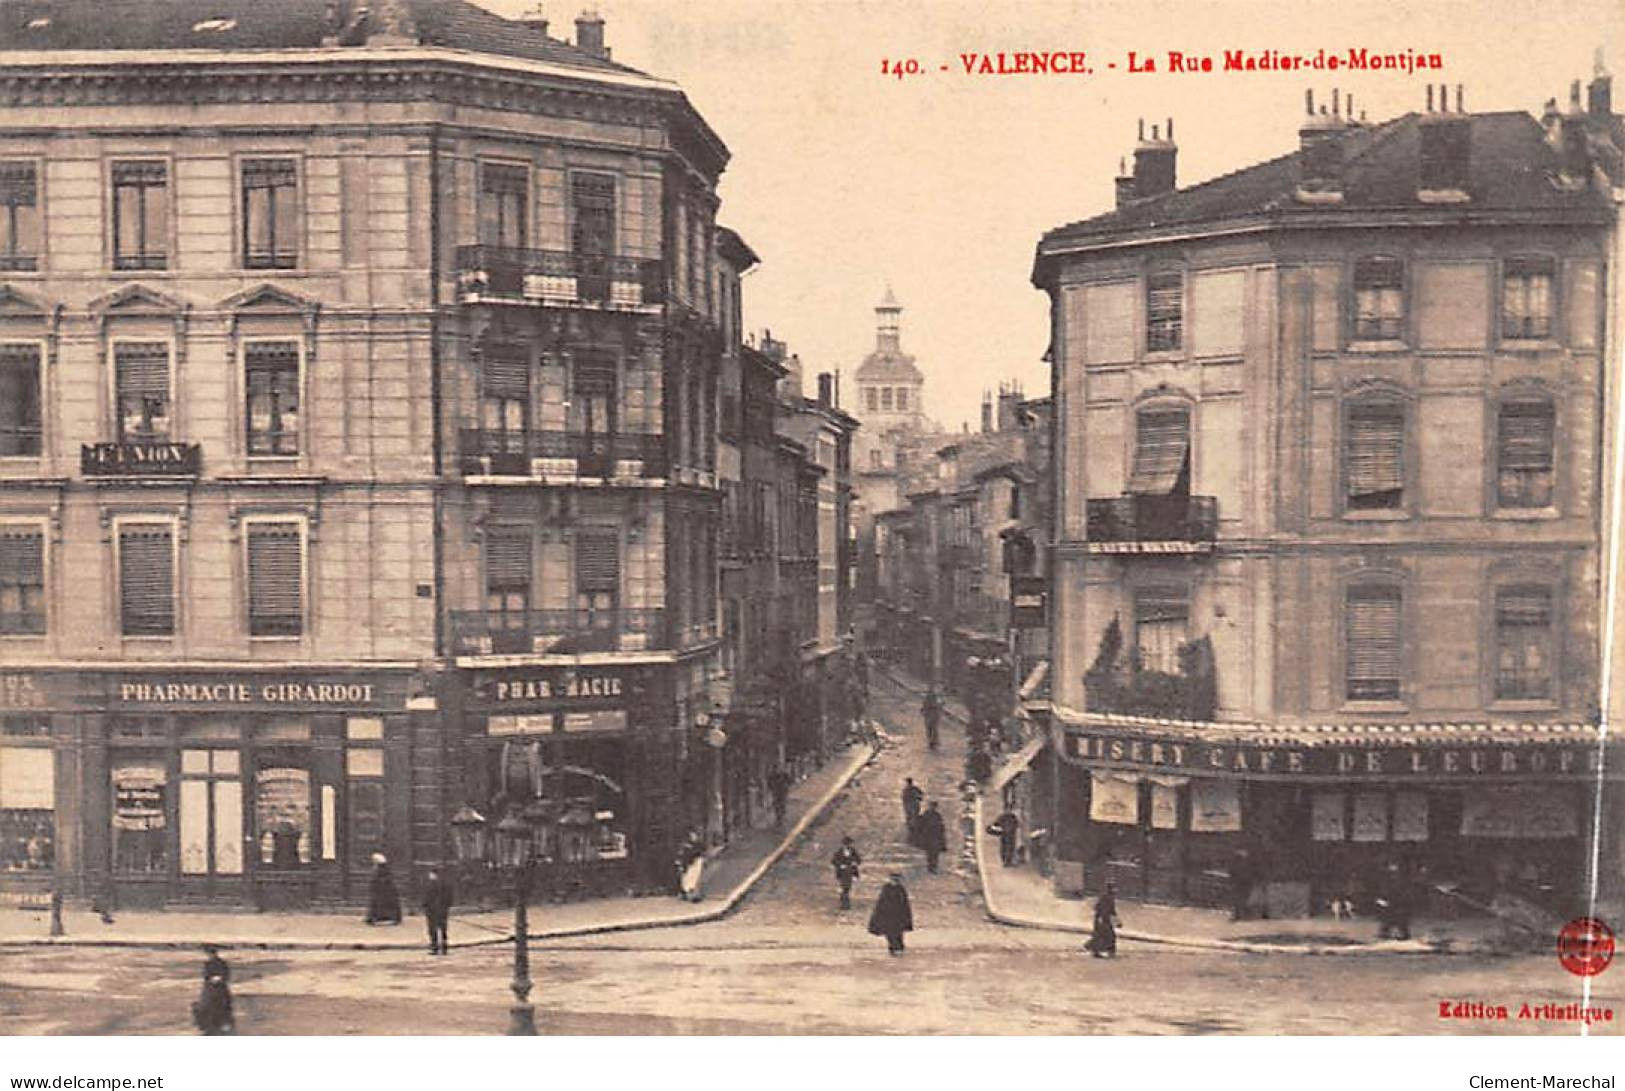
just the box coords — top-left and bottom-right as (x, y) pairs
(0, 0), (642, 75)
(1037, 110), (1617, 265)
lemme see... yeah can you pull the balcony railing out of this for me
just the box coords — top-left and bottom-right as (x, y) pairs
(1085, 494), (1217, 550)
(459, 428), (667, 480)
(450, 608), (669, 656)
(455, 246), (665, 309)
(81, 440), (201, 477)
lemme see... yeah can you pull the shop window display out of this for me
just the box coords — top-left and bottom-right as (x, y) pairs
(0, 739), (52, 871)
(112, 761), (168, 873)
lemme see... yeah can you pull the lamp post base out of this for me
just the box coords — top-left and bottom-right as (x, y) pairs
(508, 1003), (537, 1036)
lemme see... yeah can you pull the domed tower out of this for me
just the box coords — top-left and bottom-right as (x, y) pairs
(853, 286), (925, 472)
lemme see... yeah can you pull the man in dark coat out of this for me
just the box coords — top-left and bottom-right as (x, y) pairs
(921, 690), (942, 750)
(365, 853), (402, 925)
(988, 808), (1021, 867)
(191, 944), (235, 1035)
(1229, 847), (1254, 922)
(421, 869), (454, 955)
(1086, 882), (1121, 958)
(767, 766), (792, 829)
(831, 836), (863, 909)
(868, 872), (914, 954)
(900, 777), (924, 839)
(1375, 862), (1413, 940)
(916, 800), (948, 874)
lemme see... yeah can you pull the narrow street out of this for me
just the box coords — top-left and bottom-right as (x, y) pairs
(1, 673), (1616, 1036)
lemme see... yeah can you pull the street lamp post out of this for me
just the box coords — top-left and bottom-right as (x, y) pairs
(495, 809), (539, 1036)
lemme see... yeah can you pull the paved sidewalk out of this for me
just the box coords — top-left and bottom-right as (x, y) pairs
(0, 741), (878, 952)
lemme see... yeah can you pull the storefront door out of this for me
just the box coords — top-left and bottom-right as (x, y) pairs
(252, 739), (316, 909)
(178, 748), (243, 896)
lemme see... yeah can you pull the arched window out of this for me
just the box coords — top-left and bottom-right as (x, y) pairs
(1344, 397), (1406, 511)
(1496, 396), (1555, 509)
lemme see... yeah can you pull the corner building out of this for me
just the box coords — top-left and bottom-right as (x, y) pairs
(0, 0), (728, 905)
(1032, 83), (1624, 919)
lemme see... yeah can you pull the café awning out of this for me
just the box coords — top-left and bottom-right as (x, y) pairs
(987, 733), (1047, 793)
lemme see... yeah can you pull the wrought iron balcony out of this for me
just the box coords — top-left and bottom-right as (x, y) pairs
(81, 440), (201, 477)
(455, 246), (665, 309)
(459, 428), (668, 480)
(450, 608), (669, 656)
(1085, 494), (1217, 551)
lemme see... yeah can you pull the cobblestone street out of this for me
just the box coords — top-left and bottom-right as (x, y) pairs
(3, 674), (1620, 1036)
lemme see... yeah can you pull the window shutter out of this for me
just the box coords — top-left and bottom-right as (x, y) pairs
(1346, 404), (1404, 500)
(570, 173), (615, 210)
(1498, 402), (1554, 470)
(0, 163), (36, 205)
(242, 158), (296, 190)
(119, 524), (174, 636)
(247, 522), (302, 636)
(484, 528), (532, 589)
(113, 161), (166, 186)
(1497, 585), (1552, 627)
(575, 529), (619, 592)
(1130, 408), (1190, 494)
(480, 340), (530, 398)
(481, 163), (528, 196)
(571, 351), (617, 396)
(1133, 584), (1189, 625)
(245, 341), (299, 372)
(1354, 257), (1402, 290)
(115, 343), (169, 397)
(1346, 586), (1401, 699)
(0, 528), (42, 582)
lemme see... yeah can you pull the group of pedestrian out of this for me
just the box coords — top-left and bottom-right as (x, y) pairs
(361, 853), (454, 955)
(900, 777), (948, 873)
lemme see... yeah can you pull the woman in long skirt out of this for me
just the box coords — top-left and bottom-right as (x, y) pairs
(1086, 881), (1120, 958)
(676, 831), (706, 902)
(365, 853), (402, 924)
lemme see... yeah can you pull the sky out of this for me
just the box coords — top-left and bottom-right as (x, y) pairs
(485, 0), (1623, 431)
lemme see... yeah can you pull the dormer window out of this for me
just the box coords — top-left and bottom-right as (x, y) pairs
(1352, 257), (1404, 341)
(1145, 271), (1183, 353)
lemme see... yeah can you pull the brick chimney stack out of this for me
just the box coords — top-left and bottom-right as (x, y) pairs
(575, 10), (608, 58)
(1418, 83), (1471, 199)
(1132, 117), (1178, 200)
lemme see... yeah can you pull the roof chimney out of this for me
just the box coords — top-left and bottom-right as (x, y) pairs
(516, 3), (549, 36)
(980, 393), (993, 434)
(1297, 89), (1347, 201)
(1131, 117), (1177, 200)
(1589, 62), (1613, 118)
(575, 10), (607, 58)
(817, 372), (834, 408)
(1113, 157), (1136, 210)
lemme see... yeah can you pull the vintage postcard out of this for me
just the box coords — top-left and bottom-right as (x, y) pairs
(0, 0), (1622, 1060)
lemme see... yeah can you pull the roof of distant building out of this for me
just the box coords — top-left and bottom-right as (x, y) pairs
(856, 350), (923, 383)
(0, 0), (642, 76)
(1036, 108), (1618, 272)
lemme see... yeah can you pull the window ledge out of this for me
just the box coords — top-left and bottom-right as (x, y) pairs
(121, 635), (177, 642)
(1342, 508), (1411, 522)
(0, 632), (46, 640)
(1492, 507), (1560, 521)
(249, 635), (305, 643)
(1488, 699), (1560, 713)
(1497, 339), (1561, 354)
(1142, 349), (1187, 364)
(1339, 700), (1409, 715)
(1345, 340), (1409, 354)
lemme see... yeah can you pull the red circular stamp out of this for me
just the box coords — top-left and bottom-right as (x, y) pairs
(1557, 917), (1615, 977)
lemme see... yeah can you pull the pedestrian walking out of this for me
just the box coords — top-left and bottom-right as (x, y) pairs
(900, 777), (924, 839)
(421, 868), (454, 955)
(675, 829), (706, 902)
(1085, 882), (1121, 958)
(365, 852), (402, 925)
(916, 800), (948, 874)
(1228, 847), (1255, 922)
(767, 766), (792, 829)
(867, 872), (914, 955)
(921, 690), (942, 750)
(987, 808), (1021, 867)
(966, 745), (993, 784)
(191, 944), (235, 1035)
(831, 836), (863, 909)
(1375, 861), (1413, 941)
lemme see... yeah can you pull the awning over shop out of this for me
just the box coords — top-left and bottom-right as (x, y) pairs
(987, 733), (1046, 793)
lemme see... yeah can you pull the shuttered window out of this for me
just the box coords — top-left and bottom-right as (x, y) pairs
(484, 527), (531, 626)
(1345, 584), (1402, 701)
(119, 523), (175, 637)
(246, 522), (303, 637)
(1502, 257), (1555, 340)
(0, 343), (40, 456)
(1495, 585), (1554, 701)
(570, 173), (615, 256)
(111, 160), (168, 271)
(1345, 402), (1404, 510)
(1353, 257), (1404, 340)
(0, 527), (44, 635)
(1146, 271), (1183, 352)
(0, 161), (39, 271)
(479, 340), (530, 450)
(115, 343), (171, 441)
(1497, 400), (1555, 509)
(1134, 584), (1188, 674)
(479, 163), (528, 250)
(1130, 407), (1190, 495)
(241, 158), (298, 270)
(245, 342), (300, 456)
(575, 528), (619, 628)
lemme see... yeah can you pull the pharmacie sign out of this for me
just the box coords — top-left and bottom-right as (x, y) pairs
(472, 668), (630, 706)
(114, 676), (389, 708)
(1066, 729), (1607, 780)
